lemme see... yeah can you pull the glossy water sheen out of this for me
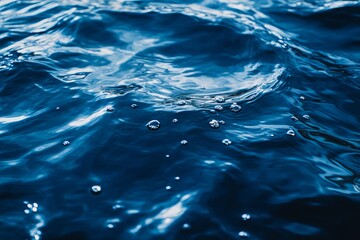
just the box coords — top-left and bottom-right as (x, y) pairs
(0, 1), (359, 239)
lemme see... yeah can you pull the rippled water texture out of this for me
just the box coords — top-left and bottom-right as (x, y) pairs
(1, 0), (360, 239)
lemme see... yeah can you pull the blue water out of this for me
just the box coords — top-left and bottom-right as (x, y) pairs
(1, 0), (360, 239)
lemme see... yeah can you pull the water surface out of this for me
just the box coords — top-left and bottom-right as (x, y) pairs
(0, 0), (360, 239)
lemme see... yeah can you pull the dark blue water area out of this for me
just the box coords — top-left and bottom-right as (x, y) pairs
(1, 0), (360, 239)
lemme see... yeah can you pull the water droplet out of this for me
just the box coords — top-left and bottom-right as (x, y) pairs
(230, 103), (242, 112)
(210, 109), (216, 114)
(299, 96), (305, 101)
(176, 100), (187, 106)
(209, 119), (220, 129)
(238, 231), (249, 238)
(172, 118), (178, 123)
(242, 213), (251, 221)
(286, 129), (295, 136)
(182, 223), (191, 230)
(131, 104), (137, 109)
(302, 114), (310, 120)
(146, 120), (161, 130)
(181, 140), (188, 145)
(214, 105), (223, 111)
(219, 120), (225, 125)
(62, 141), (70, 146)
(222, 139), (232, 145)
(106, 106), (114, 112)
(166, 186), (172, 191)
(214, 96), (225, 103)
(291, 116), (298, 121)
(91, 185), (102, 194)
(174, 176), (180, 181)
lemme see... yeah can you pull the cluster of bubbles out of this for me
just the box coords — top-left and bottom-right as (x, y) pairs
(287, 95), (312, 136)
(209, 119), (220, 129)
(242, 213), (251, 221)
(238, 213), (251, 238)
(0, 51), (30, 69)
(24, 201), (39, 214)
(144, 97), (241, 151)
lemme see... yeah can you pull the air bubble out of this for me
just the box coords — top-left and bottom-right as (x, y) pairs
(174, 176), (180, 181)
(222, 139), (232, 145)
(176, 100), (187, 106)
(242, 213), (251, 221)
(219, 120), (225, 125)
(230, 103), (241, 112)
(299, 96), (305, 101)
(131, 104), (137, 109)
(302, 115), (310, 120)
(209, 119), (220, 129)
(214, 96), (225, 103)
(238, 231), (249, 238)
(165, 186), (172, 191)
(286, 129), (295, 136)
(183, 223), (191, 230)
(181, 140), (188, 145)
(91, 185), (102, 194)
(165, 155), (170, 158)
(291, 116), (298, 121)
(106, 106), (114, 112)
(172, 119), (178, 123)
(56, 107), (60, 110)
(146, 120), (161, 130)
(113, 204), (124, 210)
(215, 105), (223, 111)
(210, 109), (216, 114)
(62, 141), (70, 146)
